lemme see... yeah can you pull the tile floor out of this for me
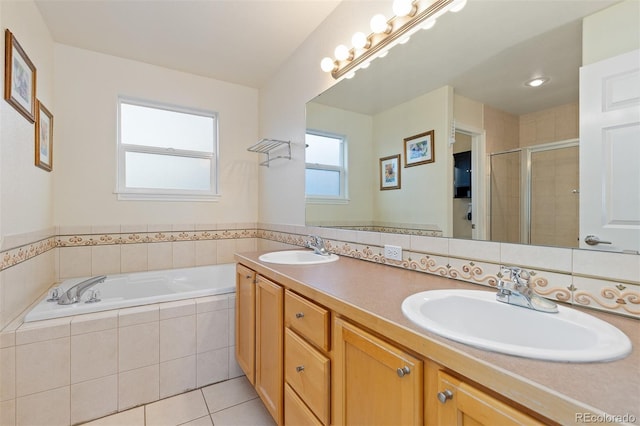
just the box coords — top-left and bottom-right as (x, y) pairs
(82, 376), (275, 426)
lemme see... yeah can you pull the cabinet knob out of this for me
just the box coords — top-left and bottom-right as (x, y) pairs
(437, 390), (454, 404)
(295, 312), (305, 319)
(396, 366), (411, 377)
(245, 275), (251, 279)
(296, 365), (305, 373)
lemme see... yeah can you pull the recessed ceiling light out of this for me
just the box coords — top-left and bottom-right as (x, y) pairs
(525, 77), (550, 87)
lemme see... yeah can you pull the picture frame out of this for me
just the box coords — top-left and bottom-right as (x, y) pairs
(4, 29), (37, 123)
(35, 100), (53, 171)
(380, 154), (401, 190)
(404, 130), (435, 167)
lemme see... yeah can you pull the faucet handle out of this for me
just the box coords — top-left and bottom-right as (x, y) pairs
(500, 266), (530, 284)
(47, 287), (62, 302)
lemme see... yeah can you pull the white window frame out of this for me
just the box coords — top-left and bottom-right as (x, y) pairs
(116, 96), (220, 202)
(305, 129), (348, 204)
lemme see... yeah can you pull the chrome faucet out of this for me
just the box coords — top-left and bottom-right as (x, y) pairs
(496, 266), (558, 313)
(306, 235), (330, 256)
(57, 275), (107, 305)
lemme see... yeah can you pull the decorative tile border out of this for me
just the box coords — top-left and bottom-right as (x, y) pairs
(258, 229), (640, 319)
(2, 227), (638, 319)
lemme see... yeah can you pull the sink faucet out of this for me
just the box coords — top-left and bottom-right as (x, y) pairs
(57, 275), (107, 305)
(306, 235), (330, 256)
(496, 266), (558, 313)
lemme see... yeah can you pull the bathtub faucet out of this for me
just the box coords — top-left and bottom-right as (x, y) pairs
(58, 275), (107, 305)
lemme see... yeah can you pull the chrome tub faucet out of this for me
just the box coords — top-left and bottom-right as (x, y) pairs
(496, 266), (558, 313)
(57, 275), (107, 305)
(306, 235), (330, 256)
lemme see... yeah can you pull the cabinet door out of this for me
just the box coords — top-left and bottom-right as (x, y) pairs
(333, 318), (423, 426)
(235, 264), (256, 384)
(255, 275), (284, 425)
(436, 370), (544, 426)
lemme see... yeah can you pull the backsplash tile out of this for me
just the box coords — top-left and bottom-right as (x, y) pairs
(1, 223), (638, 333)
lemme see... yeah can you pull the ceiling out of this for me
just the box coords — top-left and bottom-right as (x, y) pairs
(35, 0), (342, 88)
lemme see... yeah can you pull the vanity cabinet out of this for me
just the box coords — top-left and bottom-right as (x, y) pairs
(333, 317), (423, 425)
(284, 290), (331, 425)
(255, 275), (283, 424)
(236, 261), (555, 426)
(235, 264), (256, 384)
(433, 369), (546, 426)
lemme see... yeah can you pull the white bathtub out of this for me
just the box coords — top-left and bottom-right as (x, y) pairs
(24, 263), (236, 322)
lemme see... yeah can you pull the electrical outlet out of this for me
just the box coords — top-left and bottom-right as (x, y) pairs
(384, 244), (403, 261)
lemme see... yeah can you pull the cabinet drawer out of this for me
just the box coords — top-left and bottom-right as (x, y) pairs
(284, 290), (330, 351)
(284, 383), (323, 426)
(285, 328), (330, 425)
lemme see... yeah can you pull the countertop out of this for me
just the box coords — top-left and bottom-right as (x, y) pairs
(235, 251), (640, 426)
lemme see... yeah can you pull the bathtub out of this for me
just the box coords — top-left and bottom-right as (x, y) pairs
(24, 263), (236, 322)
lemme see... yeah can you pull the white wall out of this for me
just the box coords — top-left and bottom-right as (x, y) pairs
(1, 1), (55, 237)
(582, 0), (640, 65)
(53, 45), (260, 227)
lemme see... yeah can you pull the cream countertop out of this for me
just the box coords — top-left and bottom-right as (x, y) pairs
(235, 251), (640, 426)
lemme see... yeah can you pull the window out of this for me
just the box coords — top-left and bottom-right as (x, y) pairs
(116, 97), (218, 201)
(305, 130), (347, 202)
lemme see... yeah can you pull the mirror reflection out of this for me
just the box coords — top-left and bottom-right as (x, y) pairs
(306, 0), (638, 252)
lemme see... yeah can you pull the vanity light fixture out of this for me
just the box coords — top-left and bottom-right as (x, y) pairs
(320, 0), (465, 80)
(525, 77), (550, 87)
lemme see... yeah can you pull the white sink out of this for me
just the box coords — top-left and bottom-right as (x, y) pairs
(258, 250), (339, 265)
(401, 289), (632, 362)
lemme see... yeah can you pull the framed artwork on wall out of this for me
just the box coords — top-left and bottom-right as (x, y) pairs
(4, 29), (37, 123)
(35, 100), (53, 171)
(404, 130), (434, 167)
(380, 154), (401, 190)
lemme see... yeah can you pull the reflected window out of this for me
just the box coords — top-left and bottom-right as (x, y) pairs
(116, 97), (218, 201)
(305, 131), (347, 201)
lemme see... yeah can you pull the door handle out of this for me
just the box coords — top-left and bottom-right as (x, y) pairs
(585, 235), (612, 246)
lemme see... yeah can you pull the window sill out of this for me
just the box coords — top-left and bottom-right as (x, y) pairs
(305, 197), (349, 205)
(116, 191), (220, 202)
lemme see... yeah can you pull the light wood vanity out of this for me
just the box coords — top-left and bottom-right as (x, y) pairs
(235, 252), (640, 425)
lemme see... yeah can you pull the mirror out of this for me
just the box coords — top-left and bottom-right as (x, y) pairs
(306, 0), (633, 251)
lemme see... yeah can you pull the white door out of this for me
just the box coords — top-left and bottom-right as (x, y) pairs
(580, 49), (640, 253)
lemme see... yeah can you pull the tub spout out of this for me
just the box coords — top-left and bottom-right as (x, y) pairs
(58, 275), (107, 305)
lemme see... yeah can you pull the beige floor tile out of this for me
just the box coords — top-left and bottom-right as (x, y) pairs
(210, 398), (275, 426)
(179, 415), (213, 426)
(201, 376), (257, 413)
(81, 406), (144, 426)
(145, 389), (209, 426)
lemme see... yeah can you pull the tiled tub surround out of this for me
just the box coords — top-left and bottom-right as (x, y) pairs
(0, 225), (257, 329)
(0, 294), (240, 426)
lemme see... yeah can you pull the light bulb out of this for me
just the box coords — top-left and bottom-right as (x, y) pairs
(370, 14), (389, 34)
(398, 36), (411, 44)
(422, 18), (436, 30)
(334, 44), (351, 61)
(345, 71), (356, 79)
(360, 62), (371, 69)
(378, 50), (389, 58)
(352, 32), (369, 49)
(320, 57), (336, 73)
(525, 77), (549, 87)
(449, 0), (467, 12)
(392, 0), (414, 17)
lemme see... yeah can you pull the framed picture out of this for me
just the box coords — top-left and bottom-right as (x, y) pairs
(4, 29), (37, 123)
(380, 154), (401, 190)
(35, 100), (53, 171)
(404, 130), (435, 167)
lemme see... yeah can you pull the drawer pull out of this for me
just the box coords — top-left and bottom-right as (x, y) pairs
(437, 390), (454, 404)
(245, 275), (251, 279)
(295, 312), (305, 319)
(296, 365), (305, 373)
(396, 366), (411, 377)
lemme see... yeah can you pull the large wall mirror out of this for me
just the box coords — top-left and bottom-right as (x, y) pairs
(306, 0), (640, 253)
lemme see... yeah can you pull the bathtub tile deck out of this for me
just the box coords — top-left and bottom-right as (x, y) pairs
(82, 376), (275, 426)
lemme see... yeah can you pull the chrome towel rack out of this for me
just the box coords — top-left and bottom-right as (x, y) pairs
(247, 138), (291, 167)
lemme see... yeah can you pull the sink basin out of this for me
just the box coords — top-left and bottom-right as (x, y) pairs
(401, 289), (632, 362)
(258, 250), (339, 265)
